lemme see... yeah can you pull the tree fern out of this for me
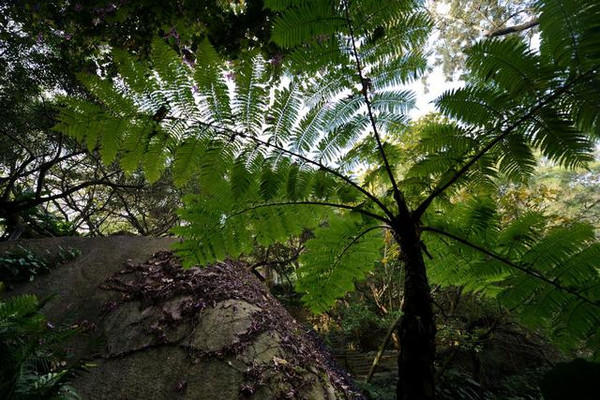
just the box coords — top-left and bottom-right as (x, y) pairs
(55, 0), (600, 397)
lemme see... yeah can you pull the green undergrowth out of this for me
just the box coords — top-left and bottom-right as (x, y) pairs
(0, 294), (86, 399)
(0, 246), (80, 289)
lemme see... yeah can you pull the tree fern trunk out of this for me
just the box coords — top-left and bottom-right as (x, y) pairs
(395, 222), (436, 400)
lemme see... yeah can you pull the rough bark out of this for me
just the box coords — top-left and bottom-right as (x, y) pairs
(395, 218), (436, 400)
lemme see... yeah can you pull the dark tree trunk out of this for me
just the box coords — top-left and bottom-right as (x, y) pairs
(395, 219), (436, 400)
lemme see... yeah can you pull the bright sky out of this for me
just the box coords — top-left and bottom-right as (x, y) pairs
(408, 27), (541, 121)
(407, 2), (463, 120)
(408, 64), (463, 120)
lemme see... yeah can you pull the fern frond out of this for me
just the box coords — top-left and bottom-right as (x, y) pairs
(0, 294), (39, 321)
(323, 93), (364, 131)
(119, 120), (155, 174)
(370, 90), (414, 115)
(496, 212), (546, 258)
(150, 38), (197, 119)
(289, 103), (327, 154)
(172, 147), (381, 267)
(466, 37), (543, 96)
(77, 73), (137, 118)
(436, 86), (508, 127)
(424, 204), (600, 356)
(525, 106), (594, 168)
(538, 0), (600, 69)
(232, 52), (269, 136)
(493, 133), (537, 181)
(112, 48), (155, 94)
(265, 81), (302, 146)
(194, 39), (232, 123)
(296, 216), (383, 312)
(269, 0), (345, 49)
(521, 223), (595, 272)
(370, 52), (427, 89)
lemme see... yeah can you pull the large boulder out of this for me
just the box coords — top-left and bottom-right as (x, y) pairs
(1, 237), (361, 399)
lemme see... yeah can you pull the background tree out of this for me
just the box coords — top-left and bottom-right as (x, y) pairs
(0, 0), (281, 239)
(426, 0), (538, 79)
(497, 156), (600, 229)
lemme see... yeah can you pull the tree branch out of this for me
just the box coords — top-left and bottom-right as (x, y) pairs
(1, 155), (36, 201)
(248, 244), (305, 272)
(4, 176), (143, 215)
(486, 18), (539, 37)
(3, 150), (87, 185)
(422, 226), (600, 309)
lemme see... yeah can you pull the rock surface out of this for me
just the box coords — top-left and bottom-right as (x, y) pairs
(0, 237), (361, 399)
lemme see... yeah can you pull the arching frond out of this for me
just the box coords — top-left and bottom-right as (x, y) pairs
(268, 0), (346, 49)
(424, 198), (600, 357)
(538, 0), (600, 69)
(171, 155), (382, 267)
(465, 37), (543, 96)
(194, 39), (232, 123)
(436, 86), (509, 128)
(232, 51), (269, 136)
(265, 81), (302, 146)
(296, 216), (383, 312)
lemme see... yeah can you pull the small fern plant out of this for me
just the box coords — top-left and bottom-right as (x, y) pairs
(55, 0), (600, 398)
(0, 295), (81, 400)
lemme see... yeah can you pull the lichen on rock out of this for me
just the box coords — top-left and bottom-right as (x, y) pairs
(87, 250), (362, 399)
(1, 238), (362, 400)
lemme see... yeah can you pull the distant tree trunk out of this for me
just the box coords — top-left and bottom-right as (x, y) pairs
(3, 212), (28, 240)
(394, 219), (436, 400)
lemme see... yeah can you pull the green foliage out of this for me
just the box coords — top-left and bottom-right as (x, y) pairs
(55, 0), (430, 312)
(0, 295), (81, 399)
(296, 216), (383, 312)
(54, 0), (600, 373)
(433, 1), (599, 175)
(428, 0), (537, 79)
(0, 247), (80, 286)
(423, 197), (600, 356)
(172, 157), (350, 268)
(498, 159), (600, 228)
(411, 0), (600, 357)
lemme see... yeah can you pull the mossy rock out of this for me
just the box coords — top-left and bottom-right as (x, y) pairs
(1, 237), (361, 399)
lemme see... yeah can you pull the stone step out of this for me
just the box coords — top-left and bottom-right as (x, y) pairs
(331, 349), (399, 379)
